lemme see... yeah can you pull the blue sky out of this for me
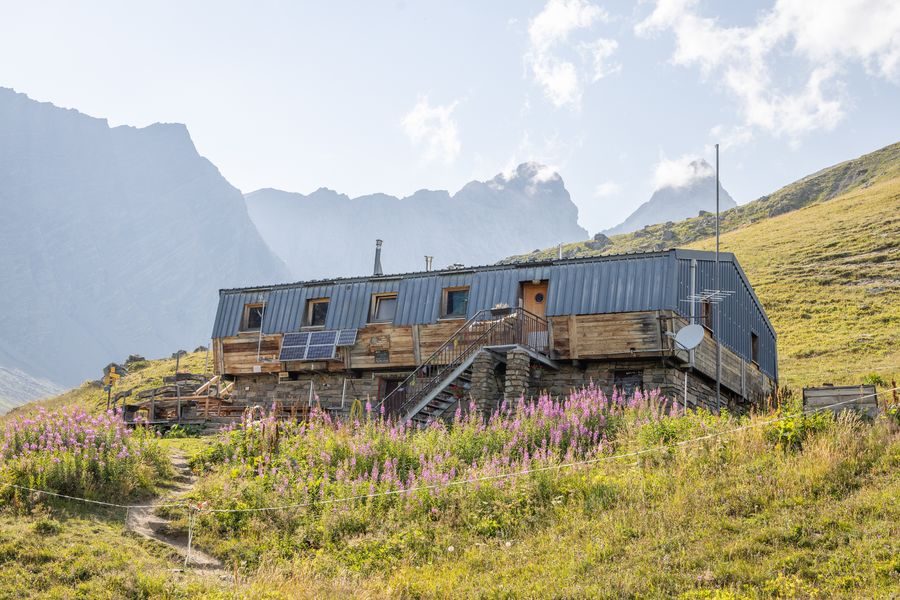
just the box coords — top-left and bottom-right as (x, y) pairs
(2, 0), (899, 233)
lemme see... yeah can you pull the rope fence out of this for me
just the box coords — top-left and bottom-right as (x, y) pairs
(1, 386), (896, 567)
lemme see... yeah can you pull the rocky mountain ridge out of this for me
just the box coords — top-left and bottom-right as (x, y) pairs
(0, 88), (288, 407)
(245, 162), (588, 279)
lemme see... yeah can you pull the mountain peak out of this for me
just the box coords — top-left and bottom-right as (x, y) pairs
(604, 166), (736, 236)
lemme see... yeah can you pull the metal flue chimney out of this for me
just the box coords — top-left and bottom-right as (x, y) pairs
(425, 256), (433, 271)
(373, 239), (384, 276)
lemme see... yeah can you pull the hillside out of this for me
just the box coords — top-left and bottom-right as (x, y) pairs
(0, 88), (288, 407)
(690, 176), (900, 388)
(3, 384), (898, 598)
(511, 142), (900, 388)
(1, 350), (210, 420)
(245, 162), (588, 279)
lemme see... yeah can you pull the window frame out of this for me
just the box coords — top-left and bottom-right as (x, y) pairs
(303, 298), (330, 329)
(240, 303), (265, 332)
(700, 299), (713, 331)
(441, 286), (470, 320)
(750, 331), (760, 365)
(369, 293), (399, 323)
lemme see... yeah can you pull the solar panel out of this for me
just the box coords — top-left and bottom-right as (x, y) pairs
(279, 329), (343, 361)
(336, 329), (358, 346)
(305, 344), (336, 360)
(309, 330), (338, 345)
(282, 332), (309, 347)
(279, 346), (308, 361)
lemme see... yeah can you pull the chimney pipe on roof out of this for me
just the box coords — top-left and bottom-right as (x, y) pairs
(425, 256), (433, 271)
(558, 243), (563, 260)
(373, 239), (384, 276)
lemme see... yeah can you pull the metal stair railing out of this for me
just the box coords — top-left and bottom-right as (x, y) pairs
(375, 307), (549, 419)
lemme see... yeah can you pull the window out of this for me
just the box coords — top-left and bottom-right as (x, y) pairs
(304, 298), (329, 328)
(751, 332), (760, 365)
(370, 293), (398, 323)
(442, 287), (469, 319)
(241, 303), (264, 331)
(613, 370), (644, 397)
(700, 300), (713, 330)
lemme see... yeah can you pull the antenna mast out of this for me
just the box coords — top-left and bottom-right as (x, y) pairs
(715, 143), (721, 412)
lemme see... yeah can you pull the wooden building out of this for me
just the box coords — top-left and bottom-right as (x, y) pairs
(210, 249), (777, 423)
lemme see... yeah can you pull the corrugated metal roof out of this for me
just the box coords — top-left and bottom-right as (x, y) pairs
(211, 249), (777, 379)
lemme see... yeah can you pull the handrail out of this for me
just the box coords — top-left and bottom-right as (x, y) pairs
(375, 307), (549, 419)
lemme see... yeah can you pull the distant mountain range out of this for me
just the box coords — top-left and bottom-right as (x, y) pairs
(0, 89), (588, 409)
(245, 163), (588, 279)
(0, 88), (288, 408)
(604, 160), (736, 236)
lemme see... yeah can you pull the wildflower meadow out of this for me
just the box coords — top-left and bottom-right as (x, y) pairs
(0, 407), (171, 504)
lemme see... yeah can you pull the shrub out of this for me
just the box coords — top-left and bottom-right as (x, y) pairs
(861, 373), (887, 387)
(0, 407), (171, 504)
(765, 410), (833, 451)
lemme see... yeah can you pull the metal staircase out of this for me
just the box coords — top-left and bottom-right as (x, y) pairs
(375, 307), (550, 424)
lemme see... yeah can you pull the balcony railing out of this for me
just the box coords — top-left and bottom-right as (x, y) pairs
(375, 307), (549, 419)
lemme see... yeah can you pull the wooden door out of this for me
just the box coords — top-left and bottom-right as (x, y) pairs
(521, 281), (548, 318)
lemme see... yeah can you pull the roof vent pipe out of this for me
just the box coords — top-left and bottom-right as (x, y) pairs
(558, 243), (563, 260)
(425, 256), (433, 271)
(373, 239), (384, 276)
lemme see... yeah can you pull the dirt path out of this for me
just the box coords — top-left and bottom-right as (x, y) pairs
(127, 451), (230, 579)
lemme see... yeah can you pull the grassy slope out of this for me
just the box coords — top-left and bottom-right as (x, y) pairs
(182, 413), (899, 599)
(378, 421), (900, 599)
(2, 351), (211, 420)
(690, 177), (900, 388)
(0, 507), (220, 599)
(511, 142), (900, 388)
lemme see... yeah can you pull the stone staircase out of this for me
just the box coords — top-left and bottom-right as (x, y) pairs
(375, 307), (551, 424)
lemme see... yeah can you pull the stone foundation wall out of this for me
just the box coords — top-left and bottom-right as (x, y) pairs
(227, 355), (769, 420)
(229, 372), (384, 417)
(529, 359), (758, 414)
(470, 351), (503, 417)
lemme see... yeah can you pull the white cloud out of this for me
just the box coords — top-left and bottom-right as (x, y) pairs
(593, 180), (622, 197)
(581, 38), (621, 81)
(652, 155), (714, 190)
(636, 0), (900, 141)
(401, 96), (461, 165)
(526, 0), (619, 109)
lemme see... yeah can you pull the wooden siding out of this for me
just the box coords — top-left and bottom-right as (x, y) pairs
(216, 319), (470, 375)
(214, 310), (775, 403)
(549, 311), (667, 359)
(220, 333), (282, 374)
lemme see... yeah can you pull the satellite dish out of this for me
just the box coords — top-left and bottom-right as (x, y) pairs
(674, 324), (704, 351)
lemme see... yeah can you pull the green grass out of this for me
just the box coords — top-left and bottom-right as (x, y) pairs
(0, 505), (222, 599)
(154, 403), (899, 599)
(689, 177), (900, 388)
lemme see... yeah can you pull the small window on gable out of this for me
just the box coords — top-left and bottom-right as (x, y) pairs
(442, 287), (469, 319)
(751, 332), (760, 365)
(241, 303), (264, 332)
(700, 300), (713, 330)
(305, 298), (329, 328)
(370, 293), (398, 323)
